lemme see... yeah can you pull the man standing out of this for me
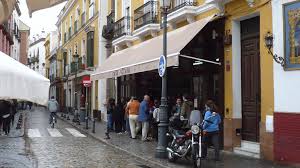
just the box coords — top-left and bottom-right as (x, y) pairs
(138, 95), (150, 141)
(180, 94), (193, 128)
(48, 96), (59, 124)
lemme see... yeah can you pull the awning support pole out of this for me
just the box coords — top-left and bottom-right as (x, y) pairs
(180, 54), (222, 65)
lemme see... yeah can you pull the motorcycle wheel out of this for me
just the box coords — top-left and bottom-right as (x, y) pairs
(167, 151), (177, 162)
(51, 122), (54, 128)
(192, 145), (201, 168)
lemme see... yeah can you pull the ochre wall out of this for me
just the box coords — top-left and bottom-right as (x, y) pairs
(224, 0), (274, 160)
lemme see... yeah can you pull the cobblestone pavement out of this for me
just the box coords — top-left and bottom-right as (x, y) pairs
(58, 111), (299, 168)
(0, 107), (159, 168)
(0, 107), (297, 168)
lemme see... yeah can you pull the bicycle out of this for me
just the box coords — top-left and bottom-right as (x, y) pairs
(50, 112), (57, 128)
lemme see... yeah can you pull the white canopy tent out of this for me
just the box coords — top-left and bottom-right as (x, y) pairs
(0, 52), (50, 105)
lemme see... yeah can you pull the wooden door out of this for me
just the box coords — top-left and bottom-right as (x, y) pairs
(241, 17), (261, 142)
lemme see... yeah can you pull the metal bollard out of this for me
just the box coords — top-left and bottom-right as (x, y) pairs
(85, 116), (88, 129)
(92, 118), (96, 133)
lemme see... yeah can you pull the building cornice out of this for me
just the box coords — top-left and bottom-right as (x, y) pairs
(56, 0), (77, 25)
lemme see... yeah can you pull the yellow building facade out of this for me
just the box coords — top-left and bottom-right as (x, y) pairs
(92, 0), (275, 161)
(56, 0), (100, 115)
(44, 34), (51, 79)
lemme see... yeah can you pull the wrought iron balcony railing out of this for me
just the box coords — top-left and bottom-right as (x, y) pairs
(113, 16), (131, 40)
(70, 61), (77, 73)
(168, 0), (197, 14)
(134, 1), (158, 30)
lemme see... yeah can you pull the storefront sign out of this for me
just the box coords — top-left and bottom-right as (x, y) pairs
(284, 1), (300, 69)
(112, 67), (131, 77)
(158, 55), (166, 77)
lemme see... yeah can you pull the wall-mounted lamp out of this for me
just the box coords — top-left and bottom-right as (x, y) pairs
(264, 32), (285, 67)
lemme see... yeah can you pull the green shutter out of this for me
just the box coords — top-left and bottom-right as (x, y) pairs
(86, 31), (94, 67)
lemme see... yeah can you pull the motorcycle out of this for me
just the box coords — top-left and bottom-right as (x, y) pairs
(191, 123), (202, 168)
(166, 116), (203, 168)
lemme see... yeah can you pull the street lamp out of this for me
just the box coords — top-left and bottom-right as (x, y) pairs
(156, 0), (171, 159)
(73, 51), (80, 124)
(264, 31), (285, 67)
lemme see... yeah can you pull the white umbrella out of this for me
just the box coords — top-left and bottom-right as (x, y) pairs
(0, 51), (50, 105)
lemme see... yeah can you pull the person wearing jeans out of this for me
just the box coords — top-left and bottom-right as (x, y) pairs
(126, 97), (140, 139)
(106, 98), (115, 131)
(138, 95), (150, 141)
(202, 100), (221, 161)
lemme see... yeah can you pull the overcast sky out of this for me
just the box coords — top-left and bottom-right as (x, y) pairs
(18, 0), (67, 38)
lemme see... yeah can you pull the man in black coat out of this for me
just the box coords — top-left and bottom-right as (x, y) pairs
(0, 100), (12, 135)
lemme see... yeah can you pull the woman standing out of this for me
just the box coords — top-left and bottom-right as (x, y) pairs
(202, 100), (221, 161)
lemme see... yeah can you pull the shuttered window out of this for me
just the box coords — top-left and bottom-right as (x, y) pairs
(86, 31), (94, 67)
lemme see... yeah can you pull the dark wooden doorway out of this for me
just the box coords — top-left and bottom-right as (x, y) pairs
(241, 17), (261, 142)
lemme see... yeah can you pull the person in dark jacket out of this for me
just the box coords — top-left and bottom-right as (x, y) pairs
(107, 98), (115, 131)
(115, 100), (125, 133)
(0, 100), (12, 135)
(138, 95), (150, 141)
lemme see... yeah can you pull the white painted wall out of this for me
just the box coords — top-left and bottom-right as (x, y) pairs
(11, 9), (20, 62)
(272, 0), (300, 113)
(97, 0), (108, 121)
(28, 36), (46, 76)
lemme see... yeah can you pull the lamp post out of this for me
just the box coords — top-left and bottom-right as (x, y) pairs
(73, 51), (80, 124)
(156, 0), (171, 158)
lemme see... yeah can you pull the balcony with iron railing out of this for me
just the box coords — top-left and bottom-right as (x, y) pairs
(81, 12), (86, 26)
(78, 57), (86, 71)
(134, 1), (159, 30)
(168, 0), (197, 14)
(113, 16), (131, 40)
(70, 61), (77, 74)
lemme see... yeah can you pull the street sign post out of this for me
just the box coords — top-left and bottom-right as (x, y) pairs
(83, 79), (91, 87)
(158, 55), (166, 77)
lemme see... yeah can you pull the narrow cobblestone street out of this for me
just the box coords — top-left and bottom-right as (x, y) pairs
(0, 108), (159, 168)
(0, 107), (298, 168)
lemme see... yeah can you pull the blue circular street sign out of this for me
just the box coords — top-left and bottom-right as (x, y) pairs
(158, 55), (166, 77)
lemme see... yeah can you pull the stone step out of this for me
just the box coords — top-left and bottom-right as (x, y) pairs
(233, 147), (260, 159)
(241, 141), (260, 152)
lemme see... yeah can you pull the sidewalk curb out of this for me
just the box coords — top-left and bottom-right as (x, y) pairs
(57, 114), (169, 168)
